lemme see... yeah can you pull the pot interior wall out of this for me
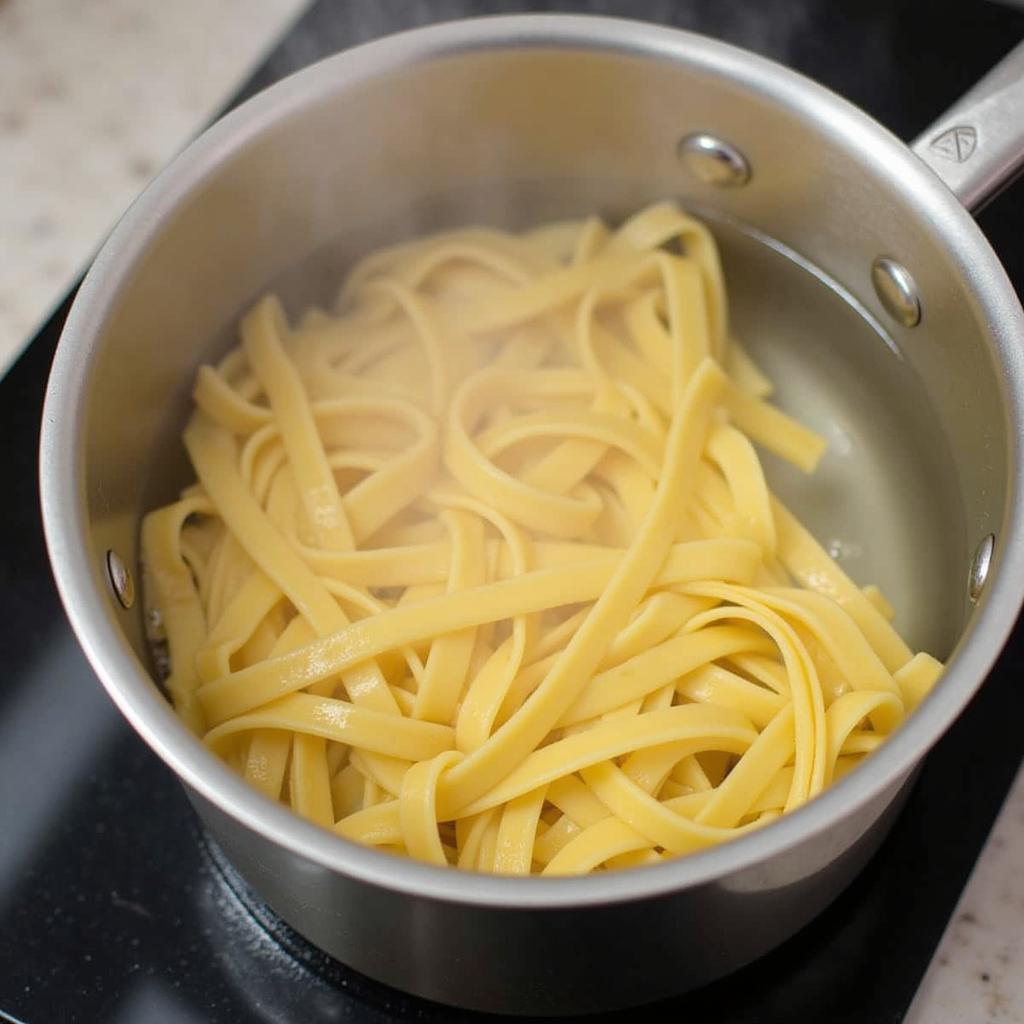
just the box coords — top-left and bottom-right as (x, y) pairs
(80, 42), (996, 688)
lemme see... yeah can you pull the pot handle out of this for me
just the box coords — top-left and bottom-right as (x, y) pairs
(911, 39), (1024, 212)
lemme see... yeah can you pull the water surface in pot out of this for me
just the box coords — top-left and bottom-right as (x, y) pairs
(139, 192), (965, 678)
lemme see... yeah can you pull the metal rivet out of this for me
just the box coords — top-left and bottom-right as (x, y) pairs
(871, 257), (921, 327)
(106, 550), (135, 610)
(678, 133), (751, 187)
(968, 533), (994, 603)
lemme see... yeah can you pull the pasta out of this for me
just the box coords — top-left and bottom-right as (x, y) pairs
(142, 201), (944, 875)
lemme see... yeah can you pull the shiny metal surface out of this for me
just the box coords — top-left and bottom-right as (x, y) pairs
(871, 256), (922, 327)
(969, 533), (995, 604)
(190, 773), (915, 1014)
(105, 549), (135, 610)
(39, 15), (1024, 1014)
(678, 132), (751, 186)
(704, 217), (960, 656)
(912, 40), (1024, 210)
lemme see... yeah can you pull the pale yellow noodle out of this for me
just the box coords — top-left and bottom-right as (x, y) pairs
(141, 202), (943, 875)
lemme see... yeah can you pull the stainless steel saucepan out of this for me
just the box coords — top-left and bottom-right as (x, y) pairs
(40, 16), (1024, 1015)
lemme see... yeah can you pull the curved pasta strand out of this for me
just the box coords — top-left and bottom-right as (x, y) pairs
(243, 729), (290, 800)
(445, 368), (605, 537)
(492, 785), (548, 875)
(475, 409), (663, 480)
(676, 663), (785, 729)
(824, 691), (902, 784)
(578, 761), (763, 856)
(290, 733), (334, 828)
(194, 364), (270, 436)
(334, 800), (402, 847)
(184, 414), (399, 715)
(242, 294), (355, 550)
(456, 808), (500, 870)
(541, 816), (656, 876)
(724, 382), (826, 473)
(400, 750), (465, 865)
(413, 510), (485, 724)
(693, 703), (795, 827)
(602, 591), (707, 667)
(772, 496), (913, 671)
(681, 593), (827, 810)
(197, 537), (760, 726)
(604, 200), (726, 357)
(204, 692), (453, 761)
(433, 359), (726, 816)
(448, 703), (757, 820)
(707, 424), (776, 556)
(196, 570), (282, 681)
(141, 497), (210, 733)
(144, 202), (945, 875)
(894, 651), (944, 711)
(557, 626), (776, 728)
(463, 257), (640, 335)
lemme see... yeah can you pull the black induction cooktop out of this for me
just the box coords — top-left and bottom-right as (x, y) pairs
(3, 2), (1024, 1022)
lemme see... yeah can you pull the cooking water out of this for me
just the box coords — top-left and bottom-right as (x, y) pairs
(715, 218), (965, 659)
(251, 204), (967, 665)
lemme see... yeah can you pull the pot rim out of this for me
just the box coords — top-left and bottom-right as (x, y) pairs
(39, 13), (1024, 910)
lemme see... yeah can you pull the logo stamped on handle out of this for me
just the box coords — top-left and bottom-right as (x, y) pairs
(929, 125), (977, 163)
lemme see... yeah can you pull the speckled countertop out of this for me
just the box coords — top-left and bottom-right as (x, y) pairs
(1, 0), (1022, 1019)
(0, 0), (309, 375)
(907, 761), (1024, 1023)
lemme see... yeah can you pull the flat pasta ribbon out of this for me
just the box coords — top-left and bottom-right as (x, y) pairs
(141, 202), (944, 876)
